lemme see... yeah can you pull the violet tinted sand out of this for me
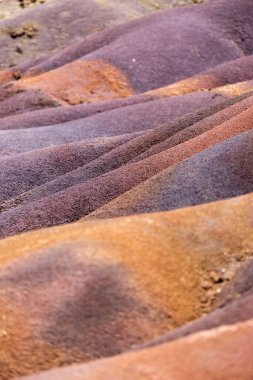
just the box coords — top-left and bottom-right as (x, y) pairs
(0, 0), (181, 70)
(0, 89), (61, 117)
(0, 91), (225, 130)
(0, 92), (225, 154)
(0, 134), (135, 203)
(1, 103), (253, 237)
(149, 54), (253, 97)
(88, 130), (253, 220)
(1, 91), (253, 236)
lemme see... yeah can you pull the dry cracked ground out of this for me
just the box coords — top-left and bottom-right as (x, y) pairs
(0, 0), (252, 379)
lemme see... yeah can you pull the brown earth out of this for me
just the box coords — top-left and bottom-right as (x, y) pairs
(0, 193), (252, 379)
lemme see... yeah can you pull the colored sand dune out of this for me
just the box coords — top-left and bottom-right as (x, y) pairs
(0, 0), (252, 379)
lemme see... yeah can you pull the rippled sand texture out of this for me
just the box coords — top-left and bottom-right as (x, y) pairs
(0, 0), (252, 379)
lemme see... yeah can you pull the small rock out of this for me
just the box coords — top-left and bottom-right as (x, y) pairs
(201, 280), (212, 290)
(209, 271), (224, 284)
(16, 46), (23, 54)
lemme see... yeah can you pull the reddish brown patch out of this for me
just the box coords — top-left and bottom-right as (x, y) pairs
(147, 73), (220, 97)
(0, 69), (15, 86)
(16, 60), (135, 105)
(0, 243), (171, 379)
(0, 298), (83, 380)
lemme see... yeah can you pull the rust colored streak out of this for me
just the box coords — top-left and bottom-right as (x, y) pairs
(212, 80), (253, 98)
(16, 60), (135, 105)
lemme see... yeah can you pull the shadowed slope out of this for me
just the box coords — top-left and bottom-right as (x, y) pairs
(18, 320), (253, 380)
(0, 89), (61, 118)
(0, 134), (135, 203)
(88, 129), (253, 220)
(0, 193), (252, 379)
